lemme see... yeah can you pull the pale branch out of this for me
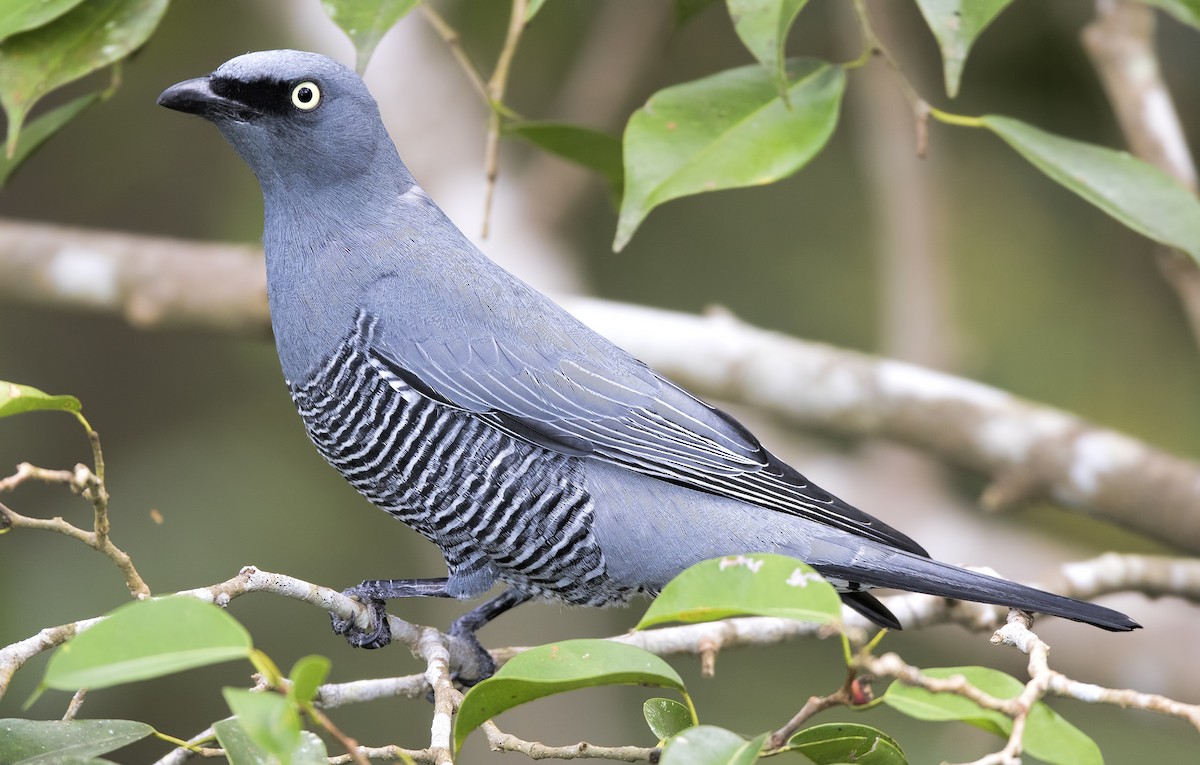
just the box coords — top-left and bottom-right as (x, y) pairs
(1081, 0), (1200, 351)
(328, 746), (437, 764)
(0, 219), (270, 334)
(0, 616), (103, 697)
(416, 625), (458, 765)
(2, 219), (1198, 552)
(481, 722), (657, 761)
(570, 300), (1200, 554)
(6, 558), (1193, 763)
(1049, 552), (1200, 604)
(993, 616), (1200, 731)
(5, 552), (1174, 706)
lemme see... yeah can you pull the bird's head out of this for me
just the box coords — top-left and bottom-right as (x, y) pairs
(158, 50), (405, 197)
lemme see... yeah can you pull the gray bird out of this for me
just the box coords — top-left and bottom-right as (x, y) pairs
(158, 50), (1138, 675)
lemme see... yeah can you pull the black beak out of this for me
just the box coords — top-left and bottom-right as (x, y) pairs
(157, 76), (257, 120)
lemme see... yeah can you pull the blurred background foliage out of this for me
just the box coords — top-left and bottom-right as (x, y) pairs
(1, 0), (1197, 762)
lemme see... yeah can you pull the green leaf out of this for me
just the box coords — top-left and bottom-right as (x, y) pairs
(913, 0), (1013, 98)
(222, 690), (305, 765)
(43, 597), (253, 691)
(644, 697), (694, 741)
(0, 381), (82, 419)
(0, 0), (87, 42)
(214, 715), (329, 765)
(984, 115), (1200, 262)
(0, 719), (153, 764)
(287, 655), (331, 705)
(660, 727), (766, 765)
(213, 719), (271, 765)
(0, 90), (101, 187)
(454, 639), (686, 752)
(0, 0), (167, 156)
(526, 0), (550, 21)
(320, 0), (420, 75)
(636, 554), (843, 629)
(783, 723), (907, 764)
(883, 666), (1102, 765)
(505, 121), (623, 200)
(615, 58), (844, 251)
(726, 0), (809, 95)
(1140, 0), (1200, 29)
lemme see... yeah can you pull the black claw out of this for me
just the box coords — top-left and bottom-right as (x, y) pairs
(330, 593), (392, 649)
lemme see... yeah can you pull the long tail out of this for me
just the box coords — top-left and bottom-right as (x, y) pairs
(816, 548), (1140, 632)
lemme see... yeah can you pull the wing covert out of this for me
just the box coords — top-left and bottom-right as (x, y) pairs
(368, 311), (925, 556)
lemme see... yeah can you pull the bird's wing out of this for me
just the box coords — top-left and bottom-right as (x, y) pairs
(369, 317), (926, 556)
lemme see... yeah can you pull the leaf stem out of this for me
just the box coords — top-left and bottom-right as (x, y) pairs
(680, 689), (700, 727)
(928, 106), (984, 128)
(153, 731), (204, 751)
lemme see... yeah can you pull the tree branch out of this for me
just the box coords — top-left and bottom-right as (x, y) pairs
(1082, 1), (1200, 350)
(2, 218), (1199, 551)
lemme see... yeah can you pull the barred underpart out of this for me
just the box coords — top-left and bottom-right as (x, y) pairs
(289, 311), (632, 606)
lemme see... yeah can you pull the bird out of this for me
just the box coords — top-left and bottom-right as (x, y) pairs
(158, 50), (1139, 676)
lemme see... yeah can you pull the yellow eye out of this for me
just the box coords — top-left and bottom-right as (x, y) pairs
(291, 81), (320, 110)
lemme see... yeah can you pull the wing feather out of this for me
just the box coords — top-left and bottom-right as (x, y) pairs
(371, 325), (926, 555)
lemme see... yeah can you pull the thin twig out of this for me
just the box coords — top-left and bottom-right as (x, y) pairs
(62, 689), (87, 721)
(483, 721), (657, 761)
(766, 668), (858, 749)
(0, 459), (150, 598)
(418, 4), (489, 101)
(849, 0), (928, 146)
(480, 0), (529, 237)
(306, 705), (371, 765)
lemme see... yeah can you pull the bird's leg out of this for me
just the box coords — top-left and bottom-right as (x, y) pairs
(331, 577), (454, 649)
(448, 588), (534, 684)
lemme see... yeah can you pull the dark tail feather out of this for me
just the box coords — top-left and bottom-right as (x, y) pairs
(817, 552), (1141, 632)
(841, 591), (903, 630)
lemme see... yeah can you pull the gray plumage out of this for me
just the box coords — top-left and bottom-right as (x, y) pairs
(158, 50), (1138, 664)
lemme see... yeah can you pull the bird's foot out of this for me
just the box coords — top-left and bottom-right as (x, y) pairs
(448, 620), (496, 686)
(330, 590), (392, 649)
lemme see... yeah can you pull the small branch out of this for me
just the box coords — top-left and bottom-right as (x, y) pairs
(767, 668), (857, 749)
(306, 705), (371, 765)
(419, 4), (489, 102)
(0, 616), (104, 701)
(419, 0), (529, 237)
(993, 615), (1200, 731)
(483, 721), (657, 761)
(415, 626), (458, 765)
(848, 0), (929, 151)
(327, 745), (435, 764)
(481, 0), (529, 237)
(1, 459), (150, 599)
(62, 689), (87, 721)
